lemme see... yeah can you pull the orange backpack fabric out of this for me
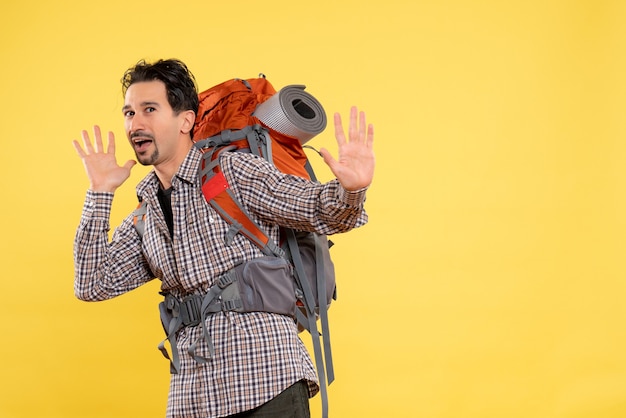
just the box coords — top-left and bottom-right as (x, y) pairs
(192, 77), (311, 180)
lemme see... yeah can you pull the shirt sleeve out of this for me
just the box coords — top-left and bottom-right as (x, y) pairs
(220, 152), (369, 235)
(73, 190), (154, 301)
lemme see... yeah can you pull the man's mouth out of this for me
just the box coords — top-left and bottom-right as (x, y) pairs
(131, 133), (154, 153)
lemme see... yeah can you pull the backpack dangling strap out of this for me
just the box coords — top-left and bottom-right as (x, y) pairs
(187, 269), (240, 363)
(285, 228), (331, 418)
(157, 294), (184, 374)
(314, 232), (334, 384)
(302, 145), (322, 183)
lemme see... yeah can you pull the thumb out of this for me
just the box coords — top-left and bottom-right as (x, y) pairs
(123, 160), (137, 171)
(320, 148), (337, 171)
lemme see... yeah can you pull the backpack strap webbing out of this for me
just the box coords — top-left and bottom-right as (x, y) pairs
(194, 124), (265, 157)
(298, 145), (336, 385)
(132, 199), (148, 237)
(312, 231), (334, 383)
(302, 145), (321, 182)
(157, 297), (184, 374)
(285, 228), (333, 418)
(157, 269), (242, 374)
(187, 269), (239, 364)
(206, 179), (282, 256)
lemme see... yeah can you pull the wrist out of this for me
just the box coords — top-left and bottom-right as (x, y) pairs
(89, 182), (118, 193)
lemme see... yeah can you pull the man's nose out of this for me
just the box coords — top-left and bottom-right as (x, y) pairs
(128, 113), (146, 134)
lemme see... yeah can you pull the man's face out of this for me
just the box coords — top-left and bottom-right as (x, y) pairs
(122, 80), (185, 166)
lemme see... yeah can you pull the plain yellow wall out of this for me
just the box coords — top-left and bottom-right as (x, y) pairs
(2, 0), (626, 417)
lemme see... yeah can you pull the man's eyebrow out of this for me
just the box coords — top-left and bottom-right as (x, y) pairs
(122, 101), (161, 112)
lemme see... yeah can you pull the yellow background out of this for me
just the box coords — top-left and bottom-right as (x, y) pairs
(2, 0), (626, 417)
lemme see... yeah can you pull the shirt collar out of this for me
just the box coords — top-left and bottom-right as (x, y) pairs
(135, 147), (203, 200)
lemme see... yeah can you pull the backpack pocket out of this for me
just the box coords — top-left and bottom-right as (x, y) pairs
(226, 256), (297, 317)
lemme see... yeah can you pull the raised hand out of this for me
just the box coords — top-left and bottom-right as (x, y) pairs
(320, 106), (375, 191)
(72, 126), (136, 193)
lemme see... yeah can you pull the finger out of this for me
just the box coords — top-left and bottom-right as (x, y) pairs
(93, 125), (104, 153)
(107, 130), (116, 154)
(359, 110), (366, 143)
(81, 129), (95, 154)
(367, 123), (374, 148)
(348, 106), (357, 141)
(72, 139), (86, 158)
(334, 112), (346, 146)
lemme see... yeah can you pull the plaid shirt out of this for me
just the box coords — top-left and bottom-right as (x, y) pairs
(74, 147), (368, 417)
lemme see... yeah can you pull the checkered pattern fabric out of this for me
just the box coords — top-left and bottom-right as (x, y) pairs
(74, 147), (368, 417)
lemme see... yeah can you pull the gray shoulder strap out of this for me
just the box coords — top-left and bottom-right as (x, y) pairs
(133, 200), (148, 238)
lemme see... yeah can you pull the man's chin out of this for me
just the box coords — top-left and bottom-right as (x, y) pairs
(135, 152), (157, 166)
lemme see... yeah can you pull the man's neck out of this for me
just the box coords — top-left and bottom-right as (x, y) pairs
(154, 140), (193, 189)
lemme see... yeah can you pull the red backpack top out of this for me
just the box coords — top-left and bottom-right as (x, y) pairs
(193, 76), (312, 180)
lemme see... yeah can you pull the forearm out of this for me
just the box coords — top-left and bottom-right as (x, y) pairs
(226, 152), (369, 234)
(73, 191), (152, 301)
(313, 179), (369, 233)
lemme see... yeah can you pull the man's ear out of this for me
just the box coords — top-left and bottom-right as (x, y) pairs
(180, 110), (196, 135)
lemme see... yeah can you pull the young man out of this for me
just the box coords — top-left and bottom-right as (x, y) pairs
(72, 59), (374, 417)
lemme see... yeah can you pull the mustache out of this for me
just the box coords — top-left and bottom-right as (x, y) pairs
(130, 131), (155, 141)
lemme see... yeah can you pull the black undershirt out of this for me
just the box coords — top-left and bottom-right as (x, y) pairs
(156, 186), (174, 238)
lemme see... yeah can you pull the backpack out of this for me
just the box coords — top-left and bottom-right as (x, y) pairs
(134, 75), (336, 417)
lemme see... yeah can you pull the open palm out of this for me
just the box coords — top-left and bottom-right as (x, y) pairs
(320, 106), (375, 191)
(72, 126), (136, 193)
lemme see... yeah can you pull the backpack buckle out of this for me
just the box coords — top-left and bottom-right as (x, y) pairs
(216, 269), (237, 288)
(221, 299), (243, 311)
(179, 294), (202, 326)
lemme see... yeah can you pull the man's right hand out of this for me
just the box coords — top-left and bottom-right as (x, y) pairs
(73, 125), (136, 193)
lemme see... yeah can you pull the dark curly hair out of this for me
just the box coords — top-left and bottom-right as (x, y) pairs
(121, 59), (199, 117)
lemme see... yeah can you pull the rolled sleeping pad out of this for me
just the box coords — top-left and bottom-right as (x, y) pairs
(253, 85), (327, 144)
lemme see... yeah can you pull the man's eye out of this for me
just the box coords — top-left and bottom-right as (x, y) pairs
(146, 107), (156, 113)
(124, 110), (135, 117)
